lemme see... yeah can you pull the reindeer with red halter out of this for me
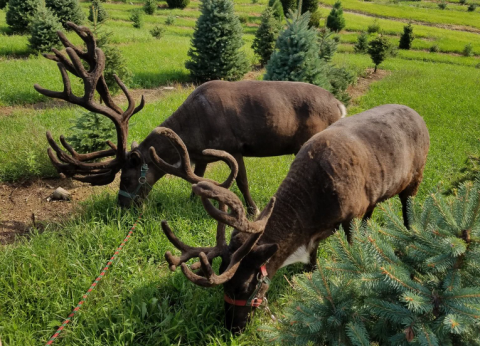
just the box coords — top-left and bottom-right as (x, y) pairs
(153, 104), (430, 333)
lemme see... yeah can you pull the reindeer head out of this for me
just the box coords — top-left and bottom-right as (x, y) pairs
(160, 179), (277, 333)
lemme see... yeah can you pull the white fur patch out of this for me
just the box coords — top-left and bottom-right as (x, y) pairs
(280, 240), (317, 268)
(338, 103), (347, 118)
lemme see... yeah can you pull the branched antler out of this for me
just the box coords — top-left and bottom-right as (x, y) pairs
(34, 22), (145, 185)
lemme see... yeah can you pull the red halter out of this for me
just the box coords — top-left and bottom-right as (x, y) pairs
(224, 265), (269, 308)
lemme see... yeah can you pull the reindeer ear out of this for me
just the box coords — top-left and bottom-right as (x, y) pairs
(130, 150), (141, 166)
(250, 243), (279, 265)
(131, 141), (139, 150)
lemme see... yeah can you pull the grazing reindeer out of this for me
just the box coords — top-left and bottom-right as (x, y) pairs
(156, 104), (430, 333)
(35, 23), (346, 215)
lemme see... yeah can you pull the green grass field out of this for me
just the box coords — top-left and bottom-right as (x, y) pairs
(1, 0), (480, 344)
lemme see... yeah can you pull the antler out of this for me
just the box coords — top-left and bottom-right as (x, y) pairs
(148, 127), (238, 188)
(163, 181), (276, 287)
(34, 22), (145, 185)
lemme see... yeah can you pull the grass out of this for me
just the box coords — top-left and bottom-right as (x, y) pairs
(1, 0), (480, 344)
(321, 0), (480, 30)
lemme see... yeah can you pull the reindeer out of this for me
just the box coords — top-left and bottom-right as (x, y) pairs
(155, 104), (430, 333)
(35, 23), (346, 215)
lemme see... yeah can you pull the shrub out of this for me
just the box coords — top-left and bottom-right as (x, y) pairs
(252, 7), (281, 66)
(268, 0), (284, 21)
(130, 9), (144, 28)
(354, 31), (369, 54)
(399, 22), (414, 50)
(280, 0), (297, 15)
(166, 0), (190, 9)
(28, 5), (63, 53)
(429, 44), (440, 52)
(239, 14), (249, 24)
(66, 111), (116, 154)
(463, 43), (473, 57)
(144, 0), (157, 14)
(459, 0), (467, 4)
(368, 35), (390, 72)
(326, 1), (345, 32)
(309, 10), (322, 28)
(0, 0), (7, 10)
(6, 0), (42, 33)
(252, 0), (258, 3)
(45, 0), (84, 28)
(150, 25), (165, 39)
(438, 0), (447, 9)
(468, 3), (477, 11)
(367, 18), (380, 33)
(88, 0), (108, 23)
(301, 0), (318, 14)
(165, 14), (176, 25)
(185, 0), (249, 82)
(265, 11), (329, 88)
(263, 177), (480, 346)
(318, 27), (338, 62)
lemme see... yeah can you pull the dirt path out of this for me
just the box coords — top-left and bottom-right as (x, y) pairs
(0, 70), (388, 245)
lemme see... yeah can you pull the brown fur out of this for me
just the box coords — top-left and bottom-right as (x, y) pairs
(187, 104), (429, 332)
(119, 80), (344, 213)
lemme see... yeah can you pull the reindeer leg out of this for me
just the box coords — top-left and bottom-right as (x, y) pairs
(342, 219), (353, 244)
(399, 177), (422, 229)
(190, 162), (207, 199)
(362, 207), (375, 222)
(233, 155), (259, 216)
(304, 240), (320, 272)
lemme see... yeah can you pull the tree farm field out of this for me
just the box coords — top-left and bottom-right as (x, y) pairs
(0, 0), (479, 344)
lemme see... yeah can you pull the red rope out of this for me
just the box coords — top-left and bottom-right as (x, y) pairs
(45, 213), (143, 345)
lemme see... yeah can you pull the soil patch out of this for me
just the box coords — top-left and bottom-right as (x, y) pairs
(0, 177), (119, 245)
(347, 68), (390, 105)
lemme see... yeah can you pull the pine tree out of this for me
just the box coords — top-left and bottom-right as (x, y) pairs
(166, 0), (190, 9)
(399, 23), (414, 50)
(144, 0), (157, 15)
(268, 0), (284, 21)
(185, 0), (249, 82)
(264, 10), (329, 89)
(88, 0), (108, 23)
(368, 35), (390, 72)
(29, 5), (63, 53)
(0, 0), (8, 10)
(309, 10), (321, 28)
(280, 0), (297, 15)
(252, 7), (281, 67)
(354, 31), (369, 54)
(6, 0), (42, 33)
(45, 0), (84, 28)
(263, 177), (480, 345)
(301, 0), (317, 14)
(326, 0), (345, 32)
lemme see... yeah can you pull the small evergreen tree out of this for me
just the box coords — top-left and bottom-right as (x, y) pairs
(354, 31), (369, 54)
(185, 0), (249, 82)
(468, 3), (477, 11)
(66, 111), (116, 154)
(463, 43), (473, 57)
(29, 5), (63, 53)
(309, 10), (321, 28)
(280, 0), (297, 15)
(301, 0), (317, 14)
(130, 9), (144, 28)
(268, 0), (284, 21)
(166, 0), (190, 9)
(326, 1), (345, 32)
(252, 7), (281, 66)
(367, 18), (380, 34)
(399, 23), (414, 50)
(318, 27), (338, 62)
(263, 177), (480, 345)
(264, 10), (329, 89)
(368, 35), (390, 72)
(144, 0), (157, 14)
(45, 0), (84, 28)
(150, 25), (165, 39)
(0, 0), (8, 10)
(438, 0), (447, 9)
(88, 0), (108, 23)
(6, 0), (42, 33)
